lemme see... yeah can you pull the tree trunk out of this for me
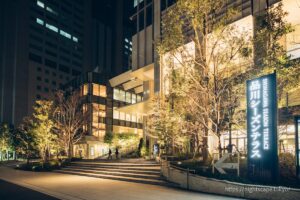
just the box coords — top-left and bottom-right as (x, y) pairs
(68, 142), (73, 159)
(218, 135), (222, 157)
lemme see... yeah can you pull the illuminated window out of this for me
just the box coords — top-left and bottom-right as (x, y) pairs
(46, 23), (58, 32)
(132, 94), (136, 104)
(131, 115), (137, 122)
(114, 88), (120, 100)
(126, 113), (131, 122)
(137, 95), (142, 102)
(46, 6), (58, 15)
(120, 90), (125, 102)
(113, 107), (119, 119)
(73, 36), (78, 42)
(36, 18), (44, 25)
(60, 30), (71, 39)
(93, 103), (106, 119)
(126, 92), (131, 103)
(82, 84), (88, 95)
(93, 84), (107, 97)
(92, 103), (106, 137)
(37, 0), (44, 8)
(119, 112), (125, 120)
(82, 104), (88, 113)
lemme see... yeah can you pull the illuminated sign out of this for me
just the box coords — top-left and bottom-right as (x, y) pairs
(295, 116), (300, 179)
(247, 73), (278, 182)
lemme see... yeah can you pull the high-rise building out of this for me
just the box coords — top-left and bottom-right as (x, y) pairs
(0, 0), (93, 126)
(110, 0), (300, 156)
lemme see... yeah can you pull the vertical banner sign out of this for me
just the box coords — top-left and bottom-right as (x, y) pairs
(295, 116), (300, 179)
(247, 72), (278, 182)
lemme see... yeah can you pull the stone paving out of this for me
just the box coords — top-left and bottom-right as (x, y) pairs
(0, 166), (245, 200)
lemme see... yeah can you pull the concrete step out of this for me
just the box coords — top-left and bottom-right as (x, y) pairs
(55, 169), (170, 186)
(62, 167), (162, 180)
(71, 161), (160, 167)
(65, 165), (161, 175)
(69, 163), (161, 172)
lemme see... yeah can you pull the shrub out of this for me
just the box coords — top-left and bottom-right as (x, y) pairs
(279, 152), (296, 179)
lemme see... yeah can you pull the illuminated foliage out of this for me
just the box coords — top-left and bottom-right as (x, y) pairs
(32, 100), (57, 163)
(0, 123), (13, 160)
(157, 0), (252, 157)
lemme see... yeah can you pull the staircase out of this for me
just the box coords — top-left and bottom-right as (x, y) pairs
(55, 159), (174, 186)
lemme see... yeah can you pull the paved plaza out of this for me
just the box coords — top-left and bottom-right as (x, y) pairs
(0, 166), (245, 200)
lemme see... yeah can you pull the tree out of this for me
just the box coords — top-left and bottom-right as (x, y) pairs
(157, 0), (252, 157)
(0, 123), (13, 161)
(254, 2), (300, 104)
(53, 90), (88, 159)
(13, 117), (37, 164)
(32, 100), (57, 163)
(104, 131), (114, 146)
(146, 95), (182, 155)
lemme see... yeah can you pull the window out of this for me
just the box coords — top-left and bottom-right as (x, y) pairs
(45, 59), (57, 69)
(46, 23), (58, 32)
(59, 64), (70, 73)
(72, 36), (78, 42)
(92, 84), (107, 97)
(92, 103), (106, 137)
(113, 88), (120, 101)
(37, 0), (44, 8)
(29, 53), (42, 63)
(138, 11), (144, 31)
(132, 94), (137, 104)
(82, 84), (88, 95)
(113, 107), (119, 119)
(52, 81), (56, 86)
(44, 87), (49, 92)
(36, 85), (41, 90)
(120, 90), (125, 102)
(36, 94), (41, 99)
(45, 69), (49, 74)
(119, 112), (125, 120)
(37, 76), (41, 81)
(45, 78), (49, 83)
(126, 92), (131, 103)
(45, 50), (57, 57)
(36, 18), (44, 25)
(126, 113), (131, 122)
(46, 6), (58, 15)
(60, 30), (71, 39)
(146, 5), (152, 27)
(137, 95), (142, 102)
(131, 115), (137, 122)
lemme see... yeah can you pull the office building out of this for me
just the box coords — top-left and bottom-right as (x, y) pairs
(0, 0), (93, 126)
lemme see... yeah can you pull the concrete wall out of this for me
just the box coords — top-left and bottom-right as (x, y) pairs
(161, 160), (300, 200)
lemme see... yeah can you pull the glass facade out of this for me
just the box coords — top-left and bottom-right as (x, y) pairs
(92, 103), (106, 138)
(113, 107), (143, 123)
(113, 88), (142, 103)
